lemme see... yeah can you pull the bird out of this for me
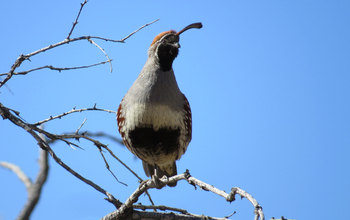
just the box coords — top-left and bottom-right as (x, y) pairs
(117, 22), (202, 187)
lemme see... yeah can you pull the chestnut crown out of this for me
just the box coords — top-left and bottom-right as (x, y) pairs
(151, 22), (203, 71)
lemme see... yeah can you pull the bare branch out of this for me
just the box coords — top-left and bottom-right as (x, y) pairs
(0, 19), (158, 88)
(101, 171), (264, 220)
(0, 131), (50, 220)
(84, 131), (124, 145)
(133, 210), (228, 220)
(67, 0), (89, 39)
(0, 60), (112, 77)
(97, 146), (128, 186)
(16, 146), (49, 220)
(119, 18), (160, 42)
(133, 204), (188, 214)
(0, 53), (27, 88)
(103, 145), (143, 182)
(33, 105), (117, 126)
(185, 173), (264, 220)
(102, 145), (157, 208)
(87, 38), (113, 72)
(75, 118), (87, 134)
(0, 161), (32, 190)
(0, 102), (119, 208)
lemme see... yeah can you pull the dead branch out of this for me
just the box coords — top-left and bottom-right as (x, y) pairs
(0, 102), (120, 208)
(0, 60), (112, 76)
(33, 104), (117, 126)
(1, 1), (267, 219)
(0, 18), (159, 88)
(0, 162), (32, 190)
(119, 18), (160, 42)
(67, 0), (89, 39)
(87, 38), (113, 72)
(0, 137), (49, 220)
(97, 145), (128, 186)
(100, 171), (264, 220)
(1, 100), (264, 219)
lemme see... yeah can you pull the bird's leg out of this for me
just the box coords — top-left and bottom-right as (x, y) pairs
(152, 164), (163, 189)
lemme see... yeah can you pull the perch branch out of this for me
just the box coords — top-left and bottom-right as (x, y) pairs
(101, 171), (264, 220)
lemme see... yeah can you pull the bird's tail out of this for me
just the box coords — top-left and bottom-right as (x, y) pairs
(142, 161), (177, 187)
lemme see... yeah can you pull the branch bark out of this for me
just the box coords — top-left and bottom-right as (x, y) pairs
(0, 18), (159, 88)
(0, 146), (49, 220)
(100, 171), (264, 220)
(0, 102), (121, 208)
(17, 148), (49, 220)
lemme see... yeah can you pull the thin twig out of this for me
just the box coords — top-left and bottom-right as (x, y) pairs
(33, 105), (117, 126)
(103, 146), (143, 182)
(84, 131), (124, 145)
(0, 60), (112, 76)
(0, 19), (158, 88)
(67, 0), (89, 39)
(101, 145), (156, 208)
(75, 118), (87, 134)
(87, 38), (113, 72)
(97, 146), (128, 186)
(119, 18), (160, 42)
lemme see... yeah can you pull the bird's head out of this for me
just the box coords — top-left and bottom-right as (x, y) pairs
(149, 22), (202, 71)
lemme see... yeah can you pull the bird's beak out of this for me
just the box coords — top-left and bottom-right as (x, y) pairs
(174, 42), (180, 48)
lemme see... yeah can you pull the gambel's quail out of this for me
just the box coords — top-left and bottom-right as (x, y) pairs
(117, 22), (202, 187)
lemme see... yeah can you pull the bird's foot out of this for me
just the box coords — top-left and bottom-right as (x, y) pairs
(152, 175), (164, 189)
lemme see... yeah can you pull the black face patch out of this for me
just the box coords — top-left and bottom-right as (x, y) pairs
(157, 43), (179, 71)
(129, 126), (180, 155)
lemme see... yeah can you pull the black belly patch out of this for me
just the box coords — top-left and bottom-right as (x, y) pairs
(129, 126), (180, 155)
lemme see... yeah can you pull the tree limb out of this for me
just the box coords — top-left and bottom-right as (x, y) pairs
(0, 162), (32, 190)
(0, 102), (121, 209)
(0, 60), (112, 77)
(33, 104), (117, 126)
(0, 135), (49, 220)
(16, 147), (49, 220)
(101, 171), (264, 220)
(0, 19), (159, 88)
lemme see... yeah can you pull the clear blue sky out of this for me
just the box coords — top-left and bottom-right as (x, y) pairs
(1, 1), (349, 219)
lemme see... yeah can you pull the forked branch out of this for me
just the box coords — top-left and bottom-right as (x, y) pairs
(0, 17), (159, 88)
(101, 171), (264, 220)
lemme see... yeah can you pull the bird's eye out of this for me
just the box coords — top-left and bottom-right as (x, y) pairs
(160, 39), (168, 44)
